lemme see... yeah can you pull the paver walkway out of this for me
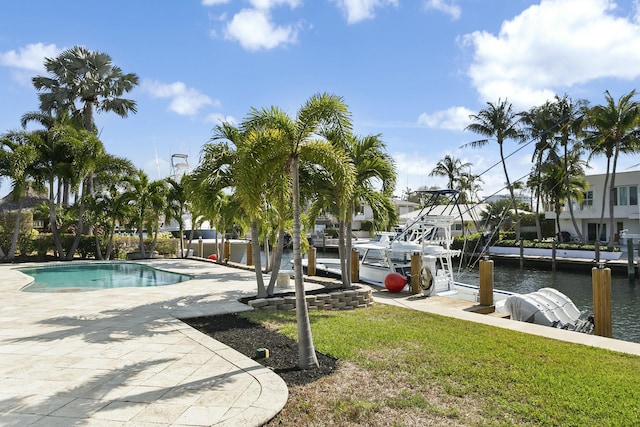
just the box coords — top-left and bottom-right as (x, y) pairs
(0, 259), (288, 426)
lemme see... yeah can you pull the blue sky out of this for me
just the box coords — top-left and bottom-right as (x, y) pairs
(1, 0), (640, 199)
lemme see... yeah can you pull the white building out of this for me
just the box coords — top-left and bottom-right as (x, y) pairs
(548, 170), (640, 242)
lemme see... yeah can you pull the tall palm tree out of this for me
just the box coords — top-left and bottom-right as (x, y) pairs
(521, 101), (559, 240)
(585, 90), (640, 247)
(551, 95), (588, 242)
(243, 93), (353, 370)
(32, 46), (139, 133)
(429, 154), (471, 190)
(32, 46), (139, 200)
(464, 99), (525, 239)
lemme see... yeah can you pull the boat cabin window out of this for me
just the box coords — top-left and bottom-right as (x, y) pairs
(361, 249), (389, 268)
(389, 251), (411, 264)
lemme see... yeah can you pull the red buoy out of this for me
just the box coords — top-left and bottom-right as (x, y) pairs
(208, 254), (217, 261)
(384, 272), (407, 293)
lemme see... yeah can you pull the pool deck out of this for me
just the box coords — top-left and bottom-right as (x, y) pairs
(0, 259), (289, 427)
(2, 258), (640, 426)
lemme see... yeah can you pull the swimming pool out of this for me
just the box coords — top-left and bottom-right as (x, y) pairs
(19, 262), (192, 292)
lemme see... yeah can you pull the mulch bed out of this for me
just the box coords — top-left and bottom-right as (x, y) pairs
(181, 313), (338, 386)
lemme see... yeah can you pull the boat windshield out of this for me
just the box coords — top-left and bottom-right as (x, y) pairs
(361, 249), (390, 268)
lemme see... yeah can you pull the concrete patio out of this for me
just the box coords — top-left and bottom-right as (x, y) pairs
(0, 259), (288, 426)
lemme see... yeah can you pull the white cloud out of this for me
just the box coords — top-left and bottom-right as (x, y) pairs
(417, 106), (474, 131)
(461, 0), (640, 108)
(205, 112), (237, 125)
(332, 0), (399, 24)
(224, 8), (298, 50)
(201, 0), (230, 5)
(249, 0), (301, 9)
(0, 43), (61, 72)
(142, 80), (219, 116)
(423, 0), (461, 20)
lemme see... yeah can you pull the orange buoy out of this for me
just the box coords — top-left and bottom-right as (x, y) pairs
(384, 272), (407, 293)
(208, 254), (217, 261)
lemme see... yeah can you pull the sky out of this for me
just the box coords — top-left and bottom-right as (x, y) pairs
(2, 0), (640, 200)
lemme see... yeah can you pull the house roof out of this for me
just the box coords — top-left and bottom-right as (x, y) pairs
(0, 188), (49, 211)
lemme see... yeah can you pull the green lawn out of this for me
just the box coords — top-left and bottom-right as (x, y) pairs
(245, 304), (640, 426)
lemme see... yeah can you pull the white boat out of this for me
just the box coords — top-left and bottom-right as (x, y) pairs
(303, 189), (594, 333)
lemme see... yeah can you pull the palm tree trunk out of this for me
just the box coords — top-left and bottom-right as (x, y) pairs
(66, 203), (86, 260)
(608, 145), (621, 249)
(252, 220), (267, 298)
(564, 142), (584, 242)
(338, 219), (349, 288)
(500, 144), (520, 240)
(106, 219), (116, 259)
(8, 200), (24, 260)
(149, 224), (160, 257)
(95, 235), (104, 260)
(345, 208), (354, 288)
(267, 228), (285, 295)
(48, 199), (66, 259)
(598, 159), (611, 243)
(291, 156), (319, 370)
(138, 218), (146, 258)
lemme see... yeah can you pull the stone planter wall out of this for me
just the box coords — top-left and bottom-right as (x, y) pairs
(248, 286), (374, 311)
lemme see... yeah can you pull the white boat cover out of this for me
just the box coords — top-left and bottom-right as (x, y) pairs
(504, 288), (593, 333)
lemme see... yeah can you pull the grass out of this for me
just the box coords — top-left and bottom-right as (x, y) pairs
(245, 304), (640, 426)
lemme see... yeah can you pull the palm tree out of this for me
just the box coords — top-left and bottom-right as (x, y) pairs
(464, 99), (525, 240)
(32, 46), (139, 133)
(0, 131), (41, 260)
(521, 101), (559, 240)
(165, 175), (190, 258)
(539, 153), (588, 236)
(551, 95), (588, 242)
(193, 123), (272, 297)
(429, 154), (471, 190)
(122, 170), (168, 258)
(89, 154), (136, 259)
(243, 93), (353, 370)
(585, 90), (640, 247)
(311, 132), (396, 288)
(456, 171), (483, 204)
(32, 46), (139, 200)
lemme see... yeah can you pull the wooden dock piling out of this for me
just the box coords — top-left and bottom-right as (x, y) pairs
(479, 258), (494, 306)
(350, 249), (359, 283)
(307, 247), (316, 276)
(592, 265), (612, 338)
(411, 252), (421, 294)
(627, 239), (635, 284)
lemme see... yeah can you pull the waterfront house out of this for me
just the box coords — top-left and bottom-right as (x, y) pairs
(548, 170), (640, 243)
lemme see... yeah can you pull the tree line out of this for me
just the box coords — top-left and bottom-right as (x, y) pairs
(426, 93), (640, 249)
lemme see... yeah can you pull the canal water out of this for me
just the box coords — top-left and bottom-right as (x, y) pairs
(272, 250), (640, 344)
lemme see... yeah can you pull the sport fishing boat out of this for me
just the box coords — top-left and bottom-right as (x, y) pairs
(303, 189), (594, 333)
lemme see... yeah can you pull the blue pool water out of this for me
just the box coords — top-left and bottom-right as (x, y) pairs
(19, 263), (192, 292)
